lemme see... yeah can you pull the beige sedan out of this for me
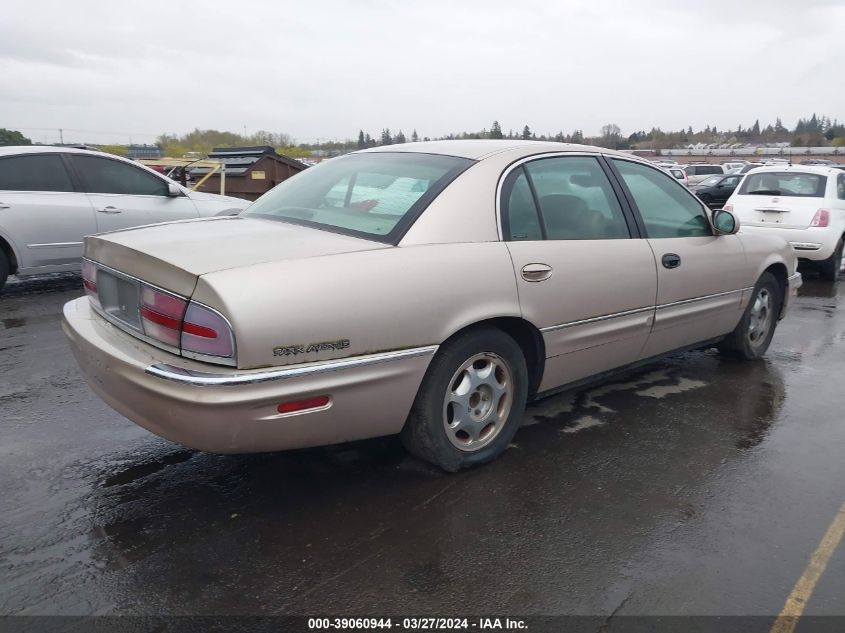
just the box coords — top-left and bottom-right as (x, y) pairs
(63, 141), (801, 471)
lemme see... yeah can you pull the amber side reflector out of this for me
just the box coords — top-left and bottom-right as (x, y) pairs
(277, 396), (330, 414)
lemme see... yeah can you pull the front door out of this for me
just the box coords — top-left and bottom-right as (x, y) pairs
(608, 158), (747, 359)
(0, 153), (96, 271)
(502, 155), (657, 391)
(68, 154), (199, 233)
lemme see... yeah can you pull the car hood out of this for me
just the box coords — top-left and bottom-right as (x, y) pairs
(85, 216), (390, 297)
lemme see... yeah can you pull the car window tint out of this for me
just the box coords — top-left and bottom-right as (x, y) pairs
(524, 156), (629, 240)
(0, 154), (74, 192)
(837, 174), (845, 200)
(501, 168), (543, 241)
(723, 176), (739, 187)
(612, 159), (711, 239)
(71, 155), (168, 196)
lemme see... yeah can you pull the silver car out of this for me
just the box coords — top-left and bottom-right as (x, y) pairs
(63, 140), (801, 471)
(0, 146), (250, 289)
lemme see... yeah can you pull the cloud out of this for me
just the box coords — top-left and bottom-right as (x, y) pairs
(1, 0), (843, 144)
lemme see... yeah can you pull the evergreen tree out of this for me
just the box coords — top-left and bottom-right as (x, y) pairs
(411, 129), (419, 142)
(521, 125), (531, 140)
(490, 120), (503, 139)
(380, 128), (393, 145)
(395, 130), (406, 144)
(752, 120), (760, 137)
(357, 130), (366, 149)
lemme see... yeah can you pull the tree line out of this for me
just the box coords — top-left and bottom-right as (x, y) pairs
(2, 114), (843, 155)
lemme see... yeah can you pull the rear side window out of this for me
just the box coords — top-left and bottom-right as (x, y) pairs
(501, 168), (543, 241)
(0, 154), (74, 192)
(738, 172), (827, 198)
(523, 156), (630, 240)
(838, 174), (845, 200)
(612, 159), (711, 239)
(71, 155), (169, 196)
(692, 165), (722, 175)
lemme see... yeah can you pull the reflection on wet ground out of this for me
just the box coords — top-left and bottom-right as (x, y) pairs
(1, 272), (844, 617)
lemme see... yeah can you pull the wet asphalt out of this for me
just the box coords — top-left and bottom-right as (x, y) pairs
(1, 270), (844, 623)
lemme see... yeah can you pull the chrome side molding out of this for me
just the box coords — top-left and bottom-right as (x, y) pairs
(145, 345), (439, 386)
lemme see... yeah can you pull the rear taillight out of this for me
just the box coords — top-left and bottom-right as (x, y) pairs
(140, 286), (187, 347)
(181, 302), (235, 358)
(723, 203), (734, 212)
(810, 209), (830, 227)
(81, 260), (97, 298)
(139, 283), (235, 361)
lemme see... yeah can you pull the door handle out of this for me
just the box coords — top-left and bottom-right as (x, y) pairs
(98, 206), (121, 214)
(521, 263), (553, 282)
(662, 253), (681, 269)
(0, 202), (9, 209)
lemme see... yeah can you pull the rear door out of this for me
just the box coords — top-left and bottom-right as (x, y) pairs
(608, 158), (747, 358)
(713, 175), (741, 205)
(502, 154), (657, 391)
(0, 153), (96, 270)
(69, 154), (199, 233)
(729, 170), (828, 228)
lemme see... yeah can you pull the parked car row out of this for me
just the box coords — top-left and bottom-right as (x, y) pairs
(61, 140), (803, 471)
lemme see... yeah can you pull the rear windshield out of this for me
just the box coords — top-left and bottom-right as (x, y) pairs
(698, 175), (723, 187)
(738, 172), (827, 197)
(692, 166), (722, 175)
(245, 152), (473, 242)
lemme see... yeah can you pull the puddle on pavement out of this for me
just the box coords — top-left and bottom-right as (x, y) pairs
(101, 450), (195, 487)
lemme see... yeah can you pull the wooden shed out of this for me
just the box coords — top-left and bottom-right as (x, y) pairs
(189, 146), (306, 201)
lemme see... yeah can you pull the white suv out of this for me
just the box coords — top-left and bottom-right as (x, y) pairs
(0, 146), (251, 290)
(725, 165), (845, 280)
(683, 164), (727, 186)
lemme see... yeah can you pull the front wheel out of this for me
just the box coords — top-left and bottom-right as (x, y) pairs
(401, 327), (528, 472)
(818, 238), (843, 281)
(718, 272), (782, 360)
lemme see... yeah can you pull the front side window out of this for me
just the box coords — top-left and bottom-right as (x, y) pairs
(522, 156), (630, 240)
(612, 159), (711, 239)
(0, 154), (74, 192)
(245, 152), (472, 242)
(738, 171), (827, 198)
(71, 155), (169, 196)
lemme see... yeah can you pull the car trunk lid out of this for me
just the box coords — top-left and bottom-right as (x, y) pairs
(85, 215), (391, 297)
(730, 194), (824, 230)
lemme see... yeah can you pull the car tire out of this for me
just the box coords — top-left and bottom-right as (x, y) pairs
(0, 249), (8, 291)
(818, 238), (844, 282)
(401, 327), (529, 472)
(717, 272), (782, 360)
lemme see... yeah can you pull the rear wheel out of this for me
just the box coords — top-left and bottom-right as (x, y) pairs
(401, 327), (528, 472)
(818, 238), (844, 281)
(0, 250), (8, 291)
(718, 272), (781, 360)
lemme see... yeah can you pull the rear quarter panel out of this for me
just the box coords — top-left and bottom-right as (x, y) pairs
(192, 242), (522, 370)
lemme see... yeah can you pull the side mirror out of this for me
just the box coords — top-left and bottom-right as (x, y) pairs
(167, 183), (182, 197)
(712, 209), (739, 235)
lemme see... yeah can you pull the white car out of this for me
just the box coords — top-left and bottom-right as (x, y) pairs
(665, 166), (689, 187)
(0, 146), (251, 289)
(725, 165), (845, 280)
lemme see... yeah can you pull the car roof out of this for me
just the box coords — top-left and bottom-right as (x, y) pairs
(355, 139), (637, 162)
(741, 164), (840, 176)
(0, 145), (128, 159)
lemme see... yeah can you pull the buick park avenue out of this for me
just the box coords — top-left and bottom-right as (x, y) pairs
(63, 141), (801, 471)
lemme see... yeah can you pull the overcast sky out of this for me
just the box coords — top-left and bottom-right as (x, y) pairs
(2, 0), (844, 145)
